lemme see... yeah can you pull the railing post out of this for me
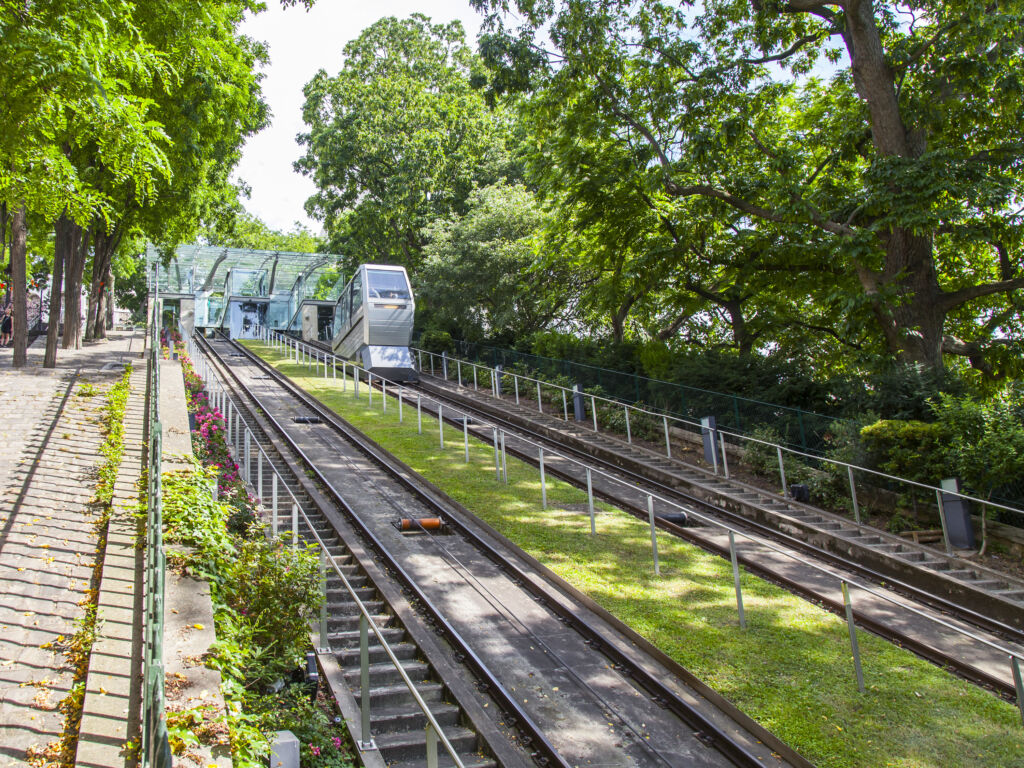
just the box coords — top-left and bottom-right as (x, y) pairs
(358, 614), (376, 750)
(591, 395), (598, 432)
(457, 359), (462, 388)
(381, 379), (387, 412)
(539, 447), (547, 509)
(719, 432), (730, 479)
(729, 531), (746, 628)
(318, 550), (329, 652)
(536, 381), (543, 413)
(500, 431), (508, 483)
(354, 366), (360, 398)
(648, 495), (660, 575)
(492, 428), (500, 480)
(417, 395), (422, 434)
(368, 374), (373, 406)
(244, 430), (251, 486)
(847, 465), (861, 524)
(398, 388), (403, 422)
(587, 468), (596, 535)
(935, 489), (953, 555)
(562, 388), (568, 421)
(438, 405), (444, 448)
(473, 364), (477, 391)
(463, 416), (469, 463)
(1011, 655), (1024, 727)
(272, 473), (278, 536)
(663, 415), (672, 458)
(777, 446), (788, 496)
(425, 723), (438, 768)
(291, 503), (298, 550)
(257, 452), (263, 502)
(625, 406), (631, 443)
(514, 375), (519, 405)
(842, 580), (866, 693)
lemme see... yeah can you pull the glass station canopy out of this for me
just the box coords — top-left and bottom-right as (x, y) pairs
(147, 244), (347, 334)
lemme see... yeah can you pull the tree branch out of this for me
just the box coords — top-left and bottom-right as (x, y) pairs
(938, 276), (1024, 312)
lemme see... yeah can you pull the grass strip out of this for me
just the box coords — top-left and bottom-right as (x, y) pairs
(245, 341), (1023, 768)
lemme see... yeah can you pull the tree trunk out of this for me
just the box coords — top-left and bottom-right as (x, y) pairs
(105, 271), (115, 329)
(62, 225), (88, 349)
(45, 216), (70, 368)
(86, 230), (110, 340)
(10, 205), (28, 368)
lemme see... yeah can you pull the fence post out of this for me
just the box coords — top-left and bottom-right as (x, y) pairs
(719, 432), (730, 479)
(536, 381), (543, 413)
(539, 447), (547, 509)
(271, 474), (278, 536)
(492, 428), (500, 480)
(382, 379), (387, 412)
(500, 431), (507, 483)
(842, 580), (866, 693)
(777, 446), (788, 496)
(368, 374), (373, 406)
(291, 503), (298, 550)
(729, 531), (746, 628)
(354, 366), (360, 398)
(663, 415), (672, 459)
(625, 407), (631, 443)
(457, 360), (462, 388)
(648, 495), (660, 575)
(257, 452), (263, 502)
(398, 388), (403, 422)
(514, 376), (519, 405)
(418, 395), (422, 434)
(562, 389), (568, 421)
(473, 365), (478, 391)
(587, 468), (596, 535)
(438, 405), (444, 448)
(244, 429), (251, 486)
(592, 396), (598, 432)
(463, 417), (469, 463)
(425, 723), (438, 768)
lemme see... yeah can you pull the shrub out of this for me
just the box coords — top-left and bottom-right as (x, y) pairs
(859, 419), (952, 486)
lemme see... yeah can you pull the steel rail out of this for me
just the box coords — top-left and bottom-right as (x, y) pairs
(231, 333), (797, 768)
(198, 333), (573, 768)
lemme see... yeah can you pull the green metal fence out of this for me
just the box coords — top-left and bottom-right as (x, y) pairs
(443, 340), (848, 455)
(141, 294), (172, 768)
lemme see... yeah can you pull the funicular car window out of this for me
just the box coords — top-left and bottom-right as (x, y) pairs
(367, 269), (411, 300)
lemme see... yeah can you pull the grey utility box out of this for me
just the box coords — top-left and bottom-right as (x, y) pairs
(940, 478), (975, 549)
(268, 730), (299, 768)
(701, 416), (718, 467)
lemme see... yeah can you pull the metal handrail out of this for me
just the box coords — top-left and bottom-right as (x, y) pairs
(184, 327), (468, 765)
(411, 348), (1024, 540)
(267, 330), (1024, 719)
(141, 292), (172, 767)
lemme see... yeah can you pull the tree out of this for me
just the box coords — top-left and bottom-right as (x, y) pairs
(419, 182), (575, 341)
(296, 14), (508, 271)
(474, 0), (1024, 375)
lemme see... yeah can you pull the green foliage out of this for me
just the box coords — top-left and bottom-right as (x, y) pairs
(419, 329), (455, 354)
(297, 14), (510, 270)
(860, 420), (953, 487)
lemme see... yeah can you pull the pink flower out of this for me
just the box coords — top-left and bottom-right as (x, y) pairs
(309, 745), (321, 756)
(331, 737), (341, 749)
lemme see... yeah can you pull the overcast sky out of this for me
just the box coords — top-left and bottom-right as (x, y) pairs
(233, 1), (484, 235)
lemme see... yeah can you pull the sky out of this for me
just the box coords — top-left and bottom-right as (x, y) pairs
(232, 1), (484, 236)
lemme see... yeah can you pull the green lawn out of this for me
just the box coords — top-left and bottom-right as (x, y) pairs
(244, 340), (1024, 768)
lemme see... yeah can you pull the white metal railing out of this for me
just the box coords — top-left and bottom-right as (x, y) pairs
(181, 326), (468, 764)
(254, 328), (1024, 720)
(411, 348), (1024, 556)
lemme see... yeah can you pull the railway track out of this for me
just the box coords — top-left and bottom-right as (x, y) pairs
(196, 332), (807, 768)
(408, 374), (1024, 699)
(293, 335), (1024, 701)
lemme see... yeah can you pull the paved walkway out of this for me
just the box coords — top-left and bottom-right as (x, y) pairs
(0, 332), (144, 767)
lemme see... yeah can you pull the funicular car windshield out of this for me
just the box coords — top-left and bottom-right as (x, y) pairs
(367, 269), (411, 301)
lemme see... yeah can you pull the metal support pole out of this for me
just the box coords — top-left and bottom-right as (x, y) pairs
(398, 388), (403, 422)
(226, 400), (233, 445)
(438, 405), (444, 448)
(777, 446), (788, 496)
(382, 379), (387, 412)
(500, 431), (507, 483)
(244, 430), (251, 486)
(842, 581), (866, 693)
(463, 417), (469, 463)
(539, 447), (547, 509)
(514, 376), (519, 405)
(562, 389), (568, 421)
(318, 550), (329, 651)
(719, 432), (730, 479)
(271, 474), (278, 536)
(729, 531), (746, 628)
(663, 415), (672, 458)
(935, 489), (953, 555)
(368, 374), (373, 406)
(426, 724), (438, 768)
(592, 395), (599, 432)
(1011, 655), (1024, 727)
(536, 381), (543, 413)
(291, 503), (298, 550)
(457, 360), (462, 388)
(848, 465), (861, 524)
(493, 428), (500, 480)
(473, 365), (477, 391)
(587, 468), (596, 535)
(417, 395), (422, 434)
(354, 366), (360, 398)
(257, 452), (263, 502)
(625, 407), (631, 443)
(332, 356), (337, 380)
(341, 362), (347, 391)
(358, 614), (375, 750)
(648, 495), (660, 575)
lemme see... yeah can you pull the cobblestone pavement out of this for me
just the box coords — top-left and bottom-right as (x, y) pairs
(0, 332), (142, 767)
